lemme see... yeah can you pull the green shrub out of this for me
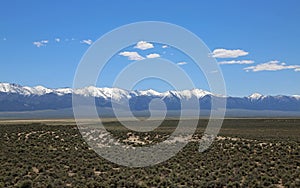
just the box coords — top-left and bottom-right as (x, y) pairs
(17, 180), (33, 188)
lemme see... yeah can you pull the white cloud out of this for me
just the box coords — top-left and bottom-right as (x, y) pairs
(211, 70), (218, 73)
(244, 60), (300, 72)
(212, 48), (249, 58)
(134, 41), (154, 50)
(33, 42), (44, 47)
(146, 53), (160, 58)
(80, 39), (93, 45)
(33, 40), (48, 47)
(119, 51), (145, 60)
(177, 61), (187, 66)
(218, 60), (254, 65)
(162, 45), (168, 49)
(55, 38), (60, 42)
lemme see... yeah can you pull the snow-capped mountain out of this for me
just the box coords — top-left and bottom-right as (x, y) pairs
(0, 82), (300, 112)
(248, 93), (265, 100)
(0, 83), (68, 96)
(0, 83), (214, 100)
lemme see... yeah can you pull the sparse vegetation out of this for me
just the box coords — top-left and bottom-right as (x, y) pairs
(0, 119), (299, 187)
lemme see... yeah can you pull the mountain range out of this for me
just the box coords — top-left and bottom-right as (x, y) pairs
(1, 83), (300, 117)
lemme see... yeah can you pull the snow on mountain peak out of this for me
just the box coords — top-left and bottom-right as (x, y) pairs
(73, 86), (131, 101)
(248, 93), (264, 99)
(191, 89), (212, 98)
(162, 89), (212, 99)
(0, 83), (31, 95)
(292, 95), (300, 100)
(0, 83), (217, 101)
(100, 87), (130, 101)
(73, 86), (106, 98)
(138, 89), (162, 96)
(0, 83), (14, 92)
(32, 85), (53, 95)
(55, 88), (73, 96)
(0, 83), (56, 96)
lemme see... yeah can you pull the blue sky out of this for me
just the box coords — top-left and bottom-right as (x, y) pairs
(0, 0), (300, 96)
